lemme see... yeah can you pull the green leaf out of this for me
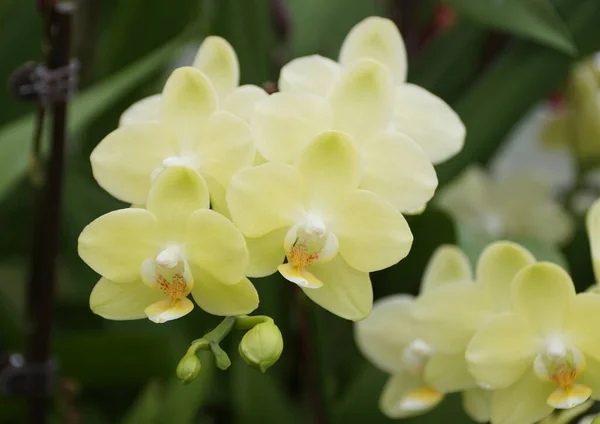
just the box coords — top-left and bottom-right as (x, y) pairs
(445, 0), (576, 55)
(409, 22), (485, 102)
(212, 0), (277, 84)
(121, 383), (162, 424)
(231, 356), (303, 424)
(287, 0), (384, 59)
(0, 41), (178, 201)
(437, 0), (600, 187)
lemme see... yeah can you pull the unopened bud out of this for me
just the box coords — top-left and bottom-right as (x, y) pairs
(238, 322), (283, 373)
(176, 353), (201, 384)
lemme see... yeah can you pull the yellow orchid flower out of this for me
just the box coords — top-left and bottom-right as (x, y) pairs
(252, 56), (438, 213)
(277, 16), (465, 165)
(78, 166), (258, 323)
(354, 245), (491, 422)
(437, 165), (573, 245)
(466, 262), (600, 424)
(120, 36), (268, 126)
(91, 66), (255, 214)
(586, 198), (600, 284)
(226, 130), (413, 320)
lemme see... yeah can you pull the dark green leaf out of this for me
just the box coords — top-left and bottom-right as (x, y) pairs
(445, 0), (576, 55)
(287, 0), (384, 59)
(231, 356), (303, 424)
(437, 0), (600, 187)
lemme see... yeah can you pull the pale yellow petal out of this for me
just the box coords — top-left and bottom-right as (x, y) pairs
(380, 371), (443, 419)
(78, 209), (159, 283)
(119, 94), (162, 126)
(190, 265), (258, 316)
(226, 163), (306, 238)
(278, 263), (323, 288)
(511, 262), (576, 334)
(564, 293), (600, 362)
(145, 297), (194, 323)
(251, 92), (332, 163)
(90, 123), (178, 205)
(412, 282), (488, 353)
(466, 312), (538, 389)
(462, 389), (491, 423)
(278, 54), (341, 96)
(161, 67), (217, 145)
(360, 131), (437, 213)
(328, 190), (412, 272)
(245, 228), (287, 278)
(329, 59), (394, 141)
(296, 130), (360, 210)
(421, 245), (472, 293)
(192, 36), (239, 100)
(197, 111), (255, 187)
(222, 85), (268, 123)
(393, 84), (465, 164)
(587, 198), (600, 282)
(424, 351), (475, 392)
(490, 371), (554, 424)
(303, 256), (372, 321)
(354, 295), (416, 374)
(89, 277), (165, 320)
(339, 16), (407, 84)
(476, 241), (536, 312)
(578, 356), (600, 394)
(185, 209), (248, 285)
(204, 176), (229, 217)
(146, 166), (210, 240)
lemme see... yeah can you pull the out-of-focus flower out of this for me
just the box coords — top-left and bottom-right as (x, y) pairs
(437, 166), (573, 245)
(355, 295), (444, 419)
(238, 321), (284, 373)
(79, 166), (258, 323)
(252, 56), (438, 213)
(277, 16), (465, 166)
(466, 262), (600, 424)
(540, 55), (600, 167)
(226, 130), (413, 320)
(412, 242), (535, 386)
(91, 66), (255, 213)
(355, 246), (490, 421)
(120, 36), (268, 126)
(586, 198), (600, 291)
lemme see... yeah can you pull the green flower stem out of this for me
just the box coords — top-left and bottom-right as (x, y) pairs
(188, 316), (237, 354)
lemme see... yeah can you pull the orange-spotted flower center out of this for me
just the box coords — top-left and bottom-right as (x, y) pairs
(277, 221), (339, 289)
(533, 341), (591, 409)
(140, 246), (195, 323)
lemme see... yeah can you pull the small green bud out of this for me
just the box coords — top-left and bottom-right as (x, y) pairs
(176, 353), (201, 384)
(238, 322), (283, 373)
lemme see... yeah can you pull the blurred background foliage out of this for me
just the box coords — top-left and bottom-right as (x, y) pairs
(1, 0), (600, 422)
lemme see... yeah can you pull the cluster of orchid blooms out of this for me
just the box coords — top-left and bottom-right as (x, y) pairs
(77, 16), (600, 424)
